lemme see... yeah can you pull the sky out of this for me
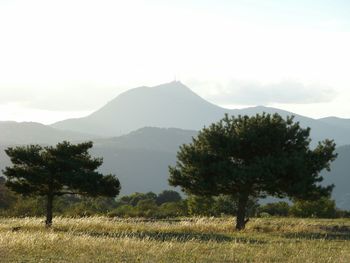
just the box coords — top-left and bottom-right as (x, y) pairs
(0, 0), (350, 124)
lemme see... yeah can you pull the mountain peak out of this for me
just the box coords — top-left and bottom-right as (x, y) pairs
(98, 81), (219, 114)
(156, 80), (188, 89)
(118, 81), (194, 98)
(52, 81), (227, 136)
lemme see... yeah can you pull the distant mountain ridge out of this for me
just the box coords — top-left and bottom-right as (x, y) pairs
(52, 81), (350, 146)
(322, 144), (350, 209)
(319, 117), (350, 132)
(0, 121), (95, 145)
(94, 127), (197, 153)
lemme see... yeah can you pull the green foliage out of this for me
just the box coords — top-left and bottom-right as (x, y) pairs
(3, 141), (121, 226)
(169, 113), (337, 229)
(187, 194), (259, 217)
(1, 172), (345, 219)
(136, 199), (159, 217)
(0, 177), (17, 210)
(5, 141), (121, 197)
(290, 197), (337, 218)
(335, 209), (350, 218)
(109, 191), (185, 218)
(187, 195), (215, 216)
(258, 202), (291, 217)
(7, 196), (46, 217)
(120, 192), (157, 206)
(108, 205), (136, 217)
(158, 201), (188, 217)
(156, 190), (182, 205)
(4, 141), (121, 198)
(212, 195), (237, 216)
(62, 196), (118, 217)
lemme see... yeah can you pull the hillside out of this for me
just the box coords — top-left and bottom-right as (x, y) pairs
(94, 127), (197, 153)
(1, 127), (348, 209)
(91, 127), (197, 194)
(319, 117), (350, 131)
(0, 121), (95, 145)
(322, 145), (350, 210)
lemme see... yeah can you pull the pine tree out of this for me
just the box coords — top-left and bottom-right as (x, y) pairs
(169, 113), (337, 230)
(4, 141), (121, 226)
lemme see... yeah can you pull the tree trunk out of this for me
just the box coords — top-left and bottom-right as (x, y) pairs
(45, 194), (54, 227)
(235, 194), (249, 230)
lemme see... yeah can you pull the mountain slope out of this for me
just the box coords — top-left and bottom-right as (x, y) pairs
(319, 117), (350, 131)
(0, 121), (95, 145)
(94, 127), (197, 153)
(323, 145), (350, 210)
(91, 127), (197, 195)
(52, 81), (350, 146)
(240, 106), (350, 146)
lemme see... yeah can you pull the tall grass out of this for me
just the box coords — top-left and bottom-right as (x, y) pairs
(0, 217), (349, 262)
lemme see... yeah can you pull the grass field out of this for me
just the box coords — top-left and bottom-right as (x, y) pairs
(0, 217), (349, 262)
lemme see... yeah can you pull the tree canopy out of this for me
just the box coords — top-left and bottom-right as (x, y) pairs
(4, 141), (121, 226)
(169, 113), (337, 230)
(156, 190), (182, 205)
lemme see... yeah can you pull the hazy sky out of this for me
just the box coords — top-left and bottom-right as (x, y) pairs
(1, 0), (350, 124)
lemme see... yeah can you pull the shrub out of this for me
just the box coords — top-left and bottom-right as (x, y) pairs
(290, 197), (337, 218)
(156, 190), (182, 205)
(258, 202), (290, 217)
(158, 201), (188, 217)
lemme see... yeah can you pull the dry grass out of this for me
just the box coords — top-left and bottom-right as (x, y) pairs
(0, 217), (349, 262)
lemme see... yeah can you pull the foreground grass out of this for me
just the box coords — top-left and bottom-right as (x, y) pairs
(0, 217), (350, 262)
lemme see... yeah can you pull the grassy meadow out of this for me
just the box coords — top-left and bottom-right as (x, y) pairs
(0, 217), (349, 262)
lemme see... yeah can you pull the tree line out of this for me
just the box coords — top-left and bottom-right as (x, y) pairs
(1, 182), (347, 219)
(0, 113), (339, 230)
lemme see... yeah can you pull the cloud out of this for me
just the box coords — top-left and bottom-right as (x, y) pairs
(0, 88), (33, 104)
(190, 80), (338, 105)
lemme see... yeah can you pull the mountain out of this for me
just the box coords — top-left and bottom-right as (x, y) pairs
(319, 117), (350, 131)
(323, 145), (350, 210)
(0, 121), (95, 145)
(52, 81), (227, 137)
(90, 128), (196, 195)
(94, 127), (197, 153)
(52, 81), (350, 146)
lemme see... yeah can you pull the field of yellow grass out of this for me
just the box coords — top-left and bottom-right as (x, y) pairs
(0, 217), (349, 262)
